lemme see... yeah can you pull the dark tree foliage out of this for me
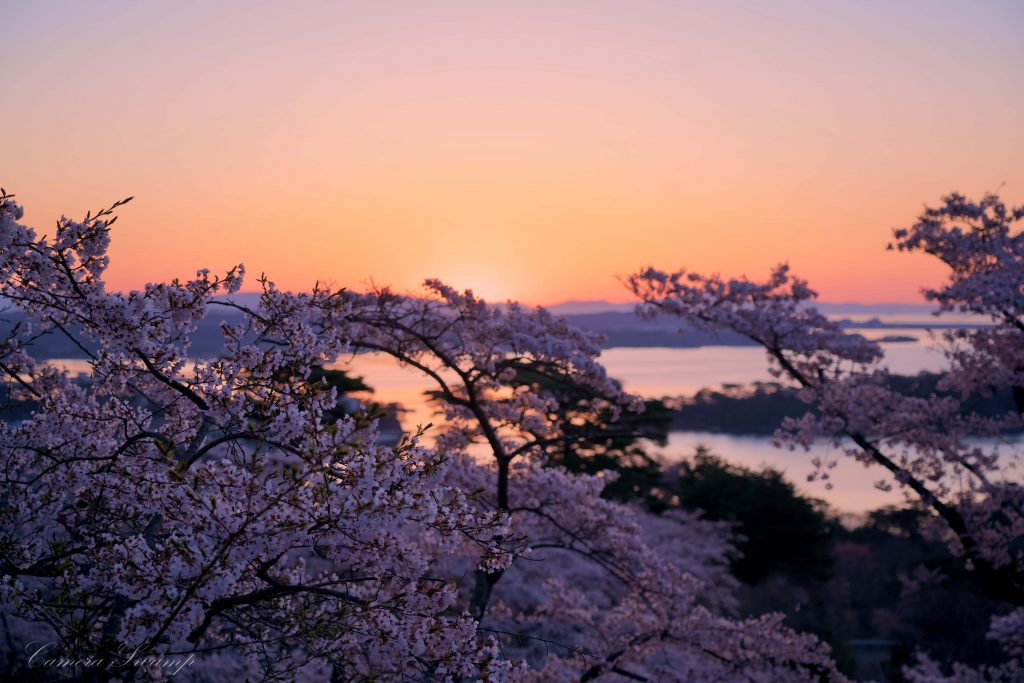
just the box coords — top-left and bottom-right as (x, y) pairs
(512, 374), (834, 584)
(667, 383), (810, 435)
(667, 374), (1020, 436)
(826, 507), (1007, 675)
(664, 449), (835, 584)
(508, 368), (673, 505)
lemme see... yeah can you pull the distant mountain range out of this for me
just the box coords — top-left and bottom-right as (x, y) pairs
(0, 298), (975, 360)
(206, 296), (942, 317)
(556, 310), (981, 349)
(544, 300), (939, 316)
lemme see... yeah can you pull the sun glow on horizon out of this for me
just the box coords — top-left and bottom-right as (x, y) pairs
(4, 0), (1022, 305)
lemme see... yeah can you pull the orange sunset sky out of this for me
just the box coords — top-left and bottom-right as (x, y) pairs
(3, 0), (1023, 305)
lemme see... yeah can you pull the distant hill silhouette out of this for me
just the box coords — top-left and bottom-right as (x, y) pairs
(546, 300), (939, 316)
(0, 298), (982, 359)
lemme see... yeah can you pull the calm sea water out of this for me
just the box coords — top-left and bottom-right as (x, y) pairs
(330, 331), (980, 512)
(42, 327), (1015, 513)
(598, 328), (950, 396)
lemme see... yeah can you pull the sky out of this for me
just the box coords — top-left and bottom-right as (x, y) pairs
(3, 0), (1023, 305)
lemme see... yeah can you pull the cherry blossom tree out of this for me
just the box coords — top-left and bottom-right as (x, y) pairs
(0, 189), (844, 681)
(338, 283), (844, 680)
(0, 190), (516, 681)
(627, 192), (1024, 679)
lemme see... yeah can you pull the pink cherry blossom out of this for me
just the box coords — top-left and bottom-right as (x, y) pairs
(0, 190), (516, 680)
(0, 189), (845, 681)
(628, 192), (1024, 678)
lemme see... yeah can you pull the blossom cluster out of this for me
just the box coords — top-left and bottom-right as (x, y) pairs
(628, 192), (1024, 679)
(338, 277), (843, 680)
(0, 189), (847, 679)
(0, 191), (515, 681)
(0, 190), (846, 680)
